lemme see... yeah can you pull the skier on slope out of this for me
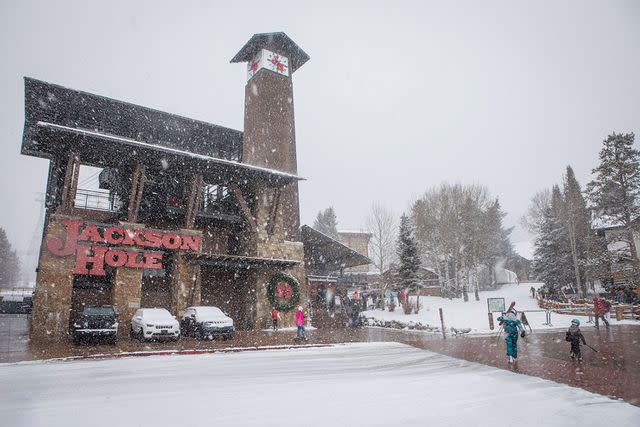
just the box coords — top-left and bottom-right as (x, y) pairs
(497, 305), (526, 364)
(565, 319), (587, 361)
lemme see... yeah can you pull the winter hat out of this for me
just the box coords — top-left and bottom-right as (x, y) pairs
(571, 319), (580, 326)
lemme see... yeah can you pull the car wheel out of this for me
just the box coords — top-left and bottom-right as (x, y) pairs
(72, 335), (80, 345)
(138, 328), (145, 342)
(129, 327), (135, 339)
(197, 327), (205, 340)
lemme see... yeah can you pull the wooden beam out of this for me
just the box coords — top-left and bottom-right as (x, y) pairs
(127, 164), (145, 223)
(266, 187), (281, 237)
(60, 153), (79, 212)
(185, 174), (203, 228)
(228, 182), (257, 232)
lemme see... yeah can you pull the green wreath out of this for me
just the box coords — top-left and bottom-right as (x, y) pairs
(267, 273), (300, 312)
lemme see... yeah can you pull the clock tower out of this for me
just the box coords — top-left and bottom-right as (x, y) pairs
(232, 32), (309, 240)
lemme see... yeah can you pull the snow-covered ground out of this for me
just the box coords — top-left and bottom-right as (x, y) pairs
(1, 343), (638, 427)
(364, 283), (636, 334)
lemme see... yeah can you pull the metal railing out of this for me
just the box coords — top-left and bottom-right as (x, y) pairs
(74, 189), (122, 212)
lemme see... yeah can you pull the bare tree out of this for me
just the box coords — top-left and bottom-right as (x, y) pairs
(520, 189), (551, 235)
(366, 202), (397, 309)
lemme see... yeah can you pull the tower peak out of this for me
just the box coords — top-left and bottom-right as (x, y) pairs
(231, 32), (310, 73)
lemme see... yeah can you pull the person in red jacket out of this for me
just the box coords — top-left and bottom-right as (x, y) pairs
(271, 307), (279, 331)
(593, 296), (610, 328)
(400, 290), (406, 305)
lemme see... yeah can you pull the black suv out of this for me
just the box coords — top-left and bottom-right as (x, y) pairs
(72, 305), (118, 345)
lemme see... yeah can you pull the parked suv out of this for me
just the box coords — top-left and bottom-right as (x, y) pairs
(181, 306), (234, 340)
(72, 305), (118, 345)
(130, 308), (180, 342)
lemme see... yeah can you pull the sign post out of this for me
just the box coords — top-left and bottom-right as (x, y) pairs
(487, 298), (505, 330)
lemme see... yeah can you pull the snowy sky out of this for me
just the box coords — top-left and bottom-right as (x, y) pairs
(1, 0), (639, 267)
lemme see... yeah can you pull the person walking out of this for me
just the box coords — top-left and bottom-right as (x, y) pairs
(271, 307), (279, 331)
(497, 308), (526, 364)
(565, 319), (587, 361)
(530, 286), (536, 299)
(295, 306), (307, 340)
(592, 296), (610, 329)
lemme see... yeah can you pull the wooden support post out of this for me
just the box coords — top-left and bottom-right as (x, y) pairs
(60, 153), (80, 212)
(266, 187), (281, 237)
(229, 182), (257, 232)
(439, 307), (446, 339)
(184, 174), (203, 228)
(127, 164), (145, 223)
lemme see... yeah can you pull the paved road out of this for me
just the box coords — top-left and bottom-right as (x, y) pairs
(2, 314), (639, 406)
(376, 326), (640, 406)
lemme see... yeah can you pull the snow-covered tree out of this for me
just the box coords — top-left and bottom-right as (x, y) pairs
(587, 132), (640, 286)
(396, 214), (421, 313)
(532, 186), (573, 290)
(366, 203), (397, 309)
(0, 227), (21, 288)
(313, 207), (339, 239)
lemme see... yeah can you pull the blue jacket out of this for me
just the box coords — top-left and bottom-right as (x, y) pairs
(497, 313), (525, 335)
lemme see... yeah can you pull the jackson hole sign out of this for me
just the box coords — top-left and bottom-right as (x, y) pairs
(46, 220), (201, 276)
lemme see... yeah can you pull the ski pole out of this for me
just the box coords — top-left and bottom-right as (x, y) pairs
(584, 343), (599, 353)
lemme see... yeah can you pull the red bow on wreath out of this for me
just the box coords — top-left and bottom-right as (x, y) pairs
(276, 282), (292, 301)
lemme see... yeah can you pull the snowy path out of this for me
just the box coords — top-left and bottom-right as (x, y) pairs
(1, 343), (638, 427)
(364, 283), (637, 333)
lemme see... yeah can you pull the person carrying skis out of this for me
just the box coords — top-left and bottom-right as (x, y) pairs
(565, 318), (587, 361)
(497, 307), (526, 364)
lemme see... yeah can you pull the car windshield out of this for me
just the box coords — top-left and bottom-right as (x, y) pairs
(195, 307), (224, 317)
(83, 306), (114, 316)
(142, 309), (173, 320)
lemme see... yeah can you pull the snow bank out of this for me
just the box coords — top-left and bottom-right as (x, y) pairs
(364, 283), (636, 334)
(0, 343), (637, 426)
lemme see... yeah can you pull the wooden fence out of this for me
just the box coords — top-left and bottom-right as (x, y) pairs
(538, 299), (640, 321)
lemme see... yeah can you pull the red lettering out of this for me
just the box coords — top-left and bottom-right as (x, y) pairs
(104, 227), (124, 244)
(78, 224), (104, 243)
(46, 219), (82, 256)
(142, 231), (162, 248)
(104, 250), (128, 267)
(179, 235), (201, 251)
(143, 252), (163, 269)
(125, 251), (147, 268)
(161, 233), (181, 249)
(72, 245), (108, 275)
(122, 229), (145, 246)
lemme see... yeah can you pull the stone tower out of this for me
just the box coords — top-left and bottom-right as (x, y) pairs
(231, 32), (309, 240)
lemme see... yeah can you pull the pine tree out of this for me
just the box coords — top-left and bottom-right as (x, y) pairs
(532, 186), (573, 290)
(396, 214), (421, 314)
(587, 133), (640, 286)
(562, 166), (592, 297)
(0, 227), (21, 288)
(313, 207), (339, 239)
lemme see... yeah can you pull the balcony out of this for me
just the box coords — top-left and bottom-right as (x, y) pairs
(74, 189), (123, 212)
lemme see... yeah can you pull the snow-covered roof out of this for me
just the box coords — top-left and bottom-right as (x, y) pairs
(36, 121), (303, 181)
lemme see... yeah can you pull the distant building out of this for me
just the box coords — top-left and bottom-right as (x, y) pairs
(337, 231), (371, 274)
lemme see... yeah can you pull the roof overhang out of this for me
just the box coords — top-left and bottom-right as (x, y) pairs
(185, 253), (300, 269)
(301, 225), (371, 274)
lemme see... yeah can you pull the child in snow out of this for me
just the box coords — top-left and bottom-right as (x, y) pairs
(497, 308), (526, 364)
(565, 319), (587, 361)
(295, 306), (306, 340)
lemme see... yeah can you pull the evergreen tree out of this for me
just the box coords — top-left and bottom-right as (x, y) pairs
(562, 166), (591, 297)
(0, 228), (21, 288)
(587, 132), (640, 286)
(396, 214), (422, 313)
(313, 207), (339, 239)
(532, 186), (573, 290)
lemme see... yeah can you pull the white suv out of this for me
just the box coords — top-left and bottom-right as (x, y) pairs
(130, 308), (180, 342)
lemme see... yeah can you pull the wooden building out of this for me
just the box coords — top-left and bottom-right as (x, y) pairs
(21, 32), (360, 343)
